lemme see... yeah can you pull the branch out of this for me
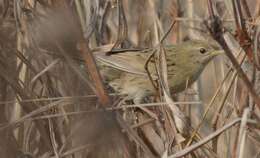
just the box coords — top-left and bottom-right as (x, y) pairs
(205, 2), (260, 109)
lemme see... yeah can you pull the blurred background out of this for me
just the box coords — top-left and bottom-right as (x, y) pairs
(0, 0), (259, 158)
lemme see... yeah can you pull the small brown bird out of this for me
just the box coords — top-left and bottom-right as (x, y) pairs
(96, 40), (223, 103)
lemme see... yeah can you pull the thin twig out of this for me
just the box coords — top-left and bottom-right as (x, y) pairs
(0, 93), (123, 105)
(169, 118), (256, 158)
(237, 108), (251, 158)
(205, 1), (260, 109)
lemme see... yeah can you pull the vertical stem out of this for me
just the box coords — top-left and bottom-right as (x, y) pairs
(78, 41), (111, 106)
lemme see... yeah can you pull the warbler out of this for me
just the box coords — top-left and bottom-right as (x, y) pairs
(95, 40), (223, 103)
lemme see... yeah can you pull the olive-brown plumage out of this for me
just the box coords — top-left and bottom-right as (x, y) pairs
(96, 40), (222, 102)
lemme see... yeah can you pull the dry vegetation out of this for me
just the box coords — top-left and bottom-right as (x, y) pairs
(0, 0), (260, 158)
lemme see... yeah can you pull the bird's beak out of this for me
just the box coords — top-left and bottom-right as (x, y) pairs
(211, 50), (225, 56)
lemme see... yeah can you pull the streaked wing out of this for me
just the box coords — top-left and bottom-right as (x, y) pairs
(95, 49), (153, 76)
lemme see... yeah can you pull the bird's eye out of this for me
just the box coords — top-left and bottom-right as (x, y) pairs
(199, 48), (207, 54)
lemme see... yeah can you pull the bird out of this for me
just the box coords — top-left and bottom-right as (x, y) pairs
(95, 40), (223, 103)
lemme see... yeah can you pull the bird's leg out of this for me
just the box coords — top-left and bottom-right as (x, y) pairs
(133, 91), (158, 120)
(133, 96), (143, 105)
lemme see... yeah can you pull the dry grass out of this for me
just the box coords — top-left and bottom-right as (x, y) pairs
(0, 0), (259, 158)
